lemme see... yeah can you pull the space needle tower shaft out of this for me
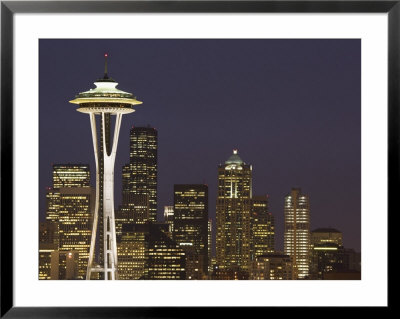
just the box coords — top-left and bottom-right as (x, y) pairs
(69, 54), (142, 280)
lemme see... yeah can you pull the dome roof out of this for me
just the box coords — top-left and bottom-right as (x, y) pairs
(225, 149), (244, 165)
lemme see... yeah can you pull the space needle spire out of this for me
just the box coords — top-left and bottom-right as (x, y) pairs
(69, 54), (143, 280)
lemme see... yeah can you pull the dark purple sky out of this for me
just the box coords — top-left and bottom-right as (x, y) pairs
(39, 39), (361, 252)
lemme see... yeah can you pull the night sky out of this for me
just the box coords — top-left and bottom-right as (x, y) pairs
(39, 39), (361, 252)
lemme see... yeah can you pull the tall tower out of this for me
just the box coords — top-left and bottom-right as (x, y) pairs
(173, 184), (208, 278)
(43, 164), (94, 279)
(69, 54), (142, 280)
(121, 126), (158, 222)
(216, 149), (252, 271)
(284, 188), (310, 279)
(251, 195), (275, 260)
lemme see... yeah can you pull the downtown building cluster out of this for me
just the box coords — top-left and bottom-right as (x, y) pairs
(39, 61), (360, 280)
(39, 138), (361, 280)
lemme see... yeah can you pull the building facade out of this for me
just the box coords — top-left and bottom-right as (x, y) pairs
(43, 164), (94, 279)
(216, 149), (252, 272)
(121, 126), (158, 223)
(251, 253), (292, 280)
(251, 195), (275, 261)
(117, 223), (186, 280)
(164, 205), (174, 235)
(284, 188), (311, 279)
(311, 228), (343, 247)
(173, 184), (208, 279)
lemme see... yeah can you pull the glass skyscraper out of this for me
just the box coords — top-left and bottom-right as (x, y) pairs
(284, 188), (311, 279)
(216, 149), (252, 272)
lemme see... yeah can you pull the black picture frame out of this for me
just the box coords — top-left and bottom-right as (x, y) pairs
(0, 0), (393, 317)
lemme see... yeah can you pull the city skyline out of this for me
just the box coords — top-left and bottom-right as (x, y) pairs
(39, 39), (361, 253)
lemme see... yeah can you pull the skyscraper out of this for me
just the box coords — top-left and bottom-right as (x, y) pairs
(311, 228), (343, 247)
(69, 55), (142, 280)
(284, 188), (311, 279)
(208, 219), (212, 274)
(52, 164), (90, 188)
(121, 126), (158, 223)
(164, 205), (174, 236)
(57, 186), (94, 279)
(117, 223), (186, 280)
(44, 164), (95, 279)
(216, 149), (252, 272)
(251, 195), (275, 260)
(173, 184), (208, 279)
(39, 221), (58, 280)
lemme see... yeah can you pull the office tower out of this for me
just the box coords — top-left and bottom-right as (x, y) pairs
(45, 188), (60, 224)
(52, 164), (90, 188)
(216, 149), (252, 272)
(117, 226), (147, 280)
(39, 244), (56, 280)
(311, 242), (347, 279)
(251, 195), (275, 261)
(117, 223), (186, 280)
(164, 206), (174, 234)
(43, 164), (94, 280)
(173, 184), (208, 279)
(284, 188), (311, 279)
(69, 55), (142, 280)
(39, 221), (59, 280)
(310, 228), (346, 279)
(311, 228), (343, 247)
(251, 253), (293, 280)
(208, 219), (212, 274)
(121, 126), (158, 223)
(50, 250), (80, 280)
(39, 221), (59, 247)
(57, 186), (95, 279)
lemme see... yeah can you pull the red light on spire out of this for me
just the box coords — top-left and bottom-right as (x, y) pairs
(104, 53), (108, 57)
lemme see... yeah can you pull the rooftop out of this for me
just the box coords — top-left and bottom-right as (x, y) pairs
(225, 149), (244, 165)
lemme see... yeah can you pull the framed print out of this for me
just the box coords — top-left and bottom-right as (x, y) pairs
(0, 0), (393, 317)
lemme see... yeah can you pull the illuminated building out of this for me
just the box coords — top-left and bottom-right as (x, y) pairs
(251, 253), (292, 280)
(39, 221), (59, 279)
(39, 221), (59, 248)
(173, 184), (208, 278)
(208, 219), (212, 274)
(39, 243), (56, 280)
(211, 266), (249, 280)
(117, 223), (186, 280)
(309, 229), (361, 279)
(311, 228), (343, 247)
(52, 164), (90, 188)
(116, 194), (149, 236)
(216, 149), (252, 272)
(284, 188), (310, 279)
(39, 221), (58, 280)
(50, 250), (80, 280)
(69, 54), (142, 280)
(45, 188), (60, 224)
(121, 126), (158, 223)
(311, 242), (346, 279)
(117, 226), (147, 280)
(164, 206), (174, 235)
(251, 195), (275, 260)
(43, 165), (94, 280)
(58, 187), (95, 279)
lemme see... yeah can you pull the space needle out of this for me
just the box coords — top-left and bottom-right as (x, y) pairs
(69, 54), (142, 280)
